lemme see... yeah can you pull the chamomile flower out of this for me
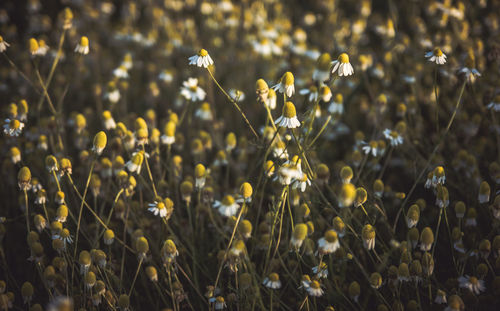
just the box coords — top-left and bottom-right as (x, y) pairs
(307, 280), (324, 297)
(425, 48), (447, 65)
(180, 78), (206, 102)
(331, 53), (354, 77)
(272, 72), (295, 98)
(0, 36), (10, 52)
(328, 93), (344, 115)
(275, 101), (300, 128)
(313, 53), (332, 82)
(317, 230), (340, 254)
(195, 102), (213, 121)
(487, 95), (500, 112)
(362, 140), (379, 157)
(383, 128), (403, 146)
(263, 273), (282, 289)
(293, 172), (311, 192)
(266, 88), (277, 110)
(213, 195), (239, 217)
(161, 121), (176, 145)
(458, 275), (485, 295)
(290, 223), (308, 249)
(75, 36), (90, 55)
(362, 224), (376, 250)
(299, 86), (319, 102)
(125, 151), (144, 174)
(3, 118), (24, 136)
(188, 49), (214, 68)
(113, 66), (129, 80)
(312, 262), (328, 278)
(148, 201), (168, 218)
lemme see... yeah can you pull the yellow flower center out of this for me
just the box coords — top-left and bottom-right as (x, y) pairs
(338, 53), (349, 63)
(198, 49), (208, 57)
(283, 72), (294, 86)
(157, 202), (165, 210)
(80, 36), (89, 47)
(325, 230), (338, 243)
(283, 101), (297, 118)
(222, 195), (235, 206)
(11, 119), (21, 129)
(433, 48), (443, 57)
(310, 280), (320, 289)
(269, 273), (279, 282)
(29, 38), (39, 53)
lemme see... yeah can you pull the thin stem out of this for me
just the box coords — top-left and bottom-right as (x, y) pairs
(207, 68), (259, 139)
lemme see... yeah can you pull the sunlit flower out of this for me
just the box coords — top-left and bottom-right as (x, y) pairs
(331, 53), (354, 77)
(425, 48), (447, 65)
(307, 280), (324, 297)
(275, 101), (300, 128)
(317, 230), (340, 254)
(180, 78), (206, 102)
(148, 201), (168, 218)
(3, 118), (24, 136)
(188, 49), (214, 68)
(272, 72), (295, 98)
(383, 128), (403, 146)
(75, 36), (90, 55)
(213, 195), (239, 217)
(113, 66), (129, 79)
(263, 273), (281, 289)
(0, 36), (10, 52)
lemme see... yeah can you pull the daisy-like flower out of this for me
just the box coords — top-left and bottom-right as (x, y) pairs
(159, 70), (173, 84)
(272, 72), (295, 98)
(213, 195), (239, 217)
(331, 53), (354, 77)
(125, 151), (144, 174)
(180, 78), (206, 102)
(113, 65), (129, 79)
(275, 101), (300, 128)
(313, 53), (332, 82)
(435, 290), (447, 304)
(362, 140), (380, 157)
(229, 89), (245, 102)
(102, 110), (116, 130)
(312, 262), (328, 278)
(214, 296), (226, 310)
(188, 49), (214, 68)
(299, 86), (319, 102)
(75, 36), (90, 55)
(148, 201), (168, 218)
(307, 280), (324, 297)
(3, 118), (24, 136)
(266, 88), (277, 110)
(487, 95), (500, 112)
(195, 102), (213, 121)
(272, 141), (289, 159)
(362, 225), (376, 250)
(328, 93), (344, 115)
(263, 273), (282, 289)
(161, 121), (176, 145)
(317, 230), (340, 254)
(0, 35), (10, 52)
(425, 48), (447, 65)
(293, 172), (311, 192)
(383, 128), (403, 146)
(458, 275), (485, 295)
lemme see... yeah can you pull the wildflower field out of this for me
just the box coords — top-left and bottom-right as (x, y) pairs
(2, 0), (500, 310)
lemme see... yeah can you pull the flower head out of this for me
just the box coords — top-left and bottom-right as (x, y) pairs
(75, 36), (90, 54)
(331, 53), (354, 76)
(275, 101), (300, 128)
(188, 49), (214, 68)
(425, 48), (447, 65)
